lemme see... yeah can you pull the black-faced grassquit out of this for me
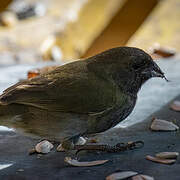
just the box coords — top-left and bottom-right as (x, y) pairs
(0, 47), (167, 149)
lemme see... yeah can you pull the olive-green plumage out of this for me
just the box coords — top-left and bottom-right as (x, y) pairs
(0, 47), (165, 146)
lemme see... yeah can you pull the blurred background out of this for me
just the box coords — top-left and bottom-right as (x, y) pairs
(0, 0), (179, 66)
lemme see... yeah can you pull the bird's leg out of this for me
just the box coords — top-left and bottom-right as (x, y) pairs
(61, 134), (86, 150)
(61, 134), (87, 159)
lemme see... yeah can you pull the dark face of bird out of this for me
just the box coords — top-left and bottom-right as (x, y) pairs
(131, 55), (168, 83)
(110, 47), (168, 94)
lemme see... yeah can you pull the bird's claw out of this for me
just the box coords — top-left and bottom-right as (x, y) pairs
(74, 140), (144, 154)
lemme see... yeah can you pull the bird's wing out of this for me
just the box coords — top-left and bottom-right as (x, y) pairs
(0, 63), (117, 114)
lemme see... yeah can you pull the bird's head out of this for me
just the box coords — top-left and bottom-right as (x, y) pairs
(129, 49), (168, 82)
(87, 47), (167, 94)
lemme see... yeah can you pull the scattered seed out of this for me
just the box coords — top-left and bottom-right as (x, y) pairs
(106, 171), (138, 180)
(150, 118), (179, 131)
(64, 157), (108, 167)
(35, 140), (54, 154)
(140, 175), (154, 180)
(155, 152), (179, 159)
(146, 155), (176, 164)
(170, 101), (180, 112)
(132, 175), (154, 180)
(57, 144), (65, 152)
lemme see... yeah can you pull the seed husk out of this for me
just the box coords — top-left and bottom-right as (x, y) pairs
(150, 118), (179, 131)
(141, 175), (154, 180)
(64, 157), (108, 167)
(170, 100), (180, 112)
(35, 140), (54, 154)
(132, 174), (154, 180)
(106, 171), (138, 180)
(146, 155), (176, 164)
(56, 144), (65, 152)
(155, 152), (179, 159)
(132, 175), (144, 180)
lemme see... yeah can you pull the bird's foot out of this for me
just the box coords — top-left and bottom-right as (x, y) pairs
(61, 134), (87, 150)
(74, 140), (144, 154)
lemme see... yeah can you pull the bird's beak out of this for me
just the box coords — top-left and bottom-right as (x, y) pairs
(151, 62), (169, 82)
(141, 62), (168, 82)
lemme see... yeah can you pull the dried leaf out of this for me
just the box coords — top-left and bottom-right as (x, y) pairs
(28, 70), (40, 79)
(27, 66), (58, 79)
(106, 171), (138, 180)
(64, 157), (108, 167)
(146, 155), (176, 164)
(155, 152), (179, 159)
(35, 140), (54, 154)
(170, 101), (180, 112)
(150, 118), (179, 131)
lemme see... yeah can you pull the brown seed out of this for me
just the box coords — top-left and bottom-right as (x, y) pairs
(106, 171), (138, 180)
(170, 101), (180, 112)
(155, 152), (179, 159)
(146, 155), (176, 164)
(35, 140), (54, 154)
(64, 157), (108, 167)
(150, 118), (179, 131)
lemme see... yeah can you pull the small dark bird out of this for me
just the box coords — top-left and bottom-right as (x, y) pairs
(0, 47), (167, 150)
